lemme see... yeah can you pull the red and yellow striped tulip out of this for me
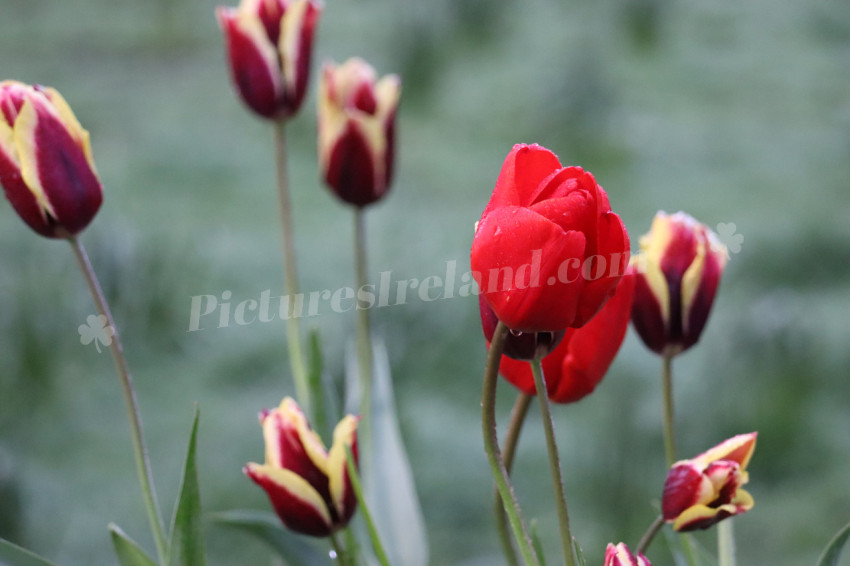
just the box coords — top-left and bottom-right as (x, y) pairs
(662, 432), (757, 531)
(244, 397), (359, 537)
(0, 81), (102, 238)
(217, 0), (321, 120)
(630, 211), (727, 357)
(604, 542), (651, 566)
(318, 58), (400, 207)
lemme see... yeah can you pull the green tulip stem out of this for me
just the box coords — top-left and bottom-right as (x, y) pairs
(530, 358), (576, 566)
(636, 515), (665, 554)
(482, 323), (540, 566)
(353, 207), (373, 459)
(273, 121), (310, 414)
(718, 519), (736, 566)
(345, 446), (390, 566)
(661, 354), (676, 468)
(494, 393), (534, 566)
(329, 532), (352, 566)
(69, 237), (167, 564)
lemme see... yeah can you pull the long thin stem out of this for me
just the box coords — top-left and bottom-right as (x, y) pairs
(353, 207), (372, 456)
(495, 393), (534, 566)
(69, 237), (167, 564)
(636, 515), (665, 554)
(345, 447), (389, 566)
(661, 354), (676, 468)
(530, 359), (575, 566)
(274, 121), (310, 413)
(718, 519), (736, 566)
(482, 323), (539, 566)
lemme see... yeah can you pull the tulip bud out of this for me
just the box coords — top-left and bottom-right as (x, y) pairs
(630, 211), (727, 357)
(244, 397), (358, 537)
(662, 432), (757, 532)
(604, 542), (652, 566)
(0, 81), (103, 238)
(217, 0), (321, 120)
(318, 58), (401, 207)
(494, 273), (634, 402)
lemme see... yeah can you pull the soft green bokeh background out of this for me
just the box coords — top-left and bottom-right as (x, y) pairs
(1, 0), (848, 564)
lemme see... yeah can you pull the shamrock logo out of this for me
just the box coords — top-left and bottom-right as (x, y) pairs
(715, 222), (744, 256)
(78, 314), (115, 353)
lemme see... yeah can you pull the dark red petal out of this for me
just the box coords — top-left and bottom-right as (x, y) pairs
(245, 467), (333, 537)
(284, 0), (321, 117)
(629, 264), (667, 355)
(482, 144), (562, 217)
(472, 206), (586, 332)
(324, 119), (382, 207)
(219, 10), (282, 119)
(662, 464), (704, 521)
(681, 238), (723, 351)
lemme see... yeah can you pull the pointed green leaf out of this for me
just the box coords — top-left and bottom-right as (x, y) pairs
(572, 537), (586, 566)
(529, 520), (546, 566)
(0, 538), (58, 566)
(166, 408), (206, 566)
(345, 340), (429, 566)
(816, 520), (850, 566)
(109, 524), (158, 566)
(211, 510), (330, 566)
(307, 329), (329, 440)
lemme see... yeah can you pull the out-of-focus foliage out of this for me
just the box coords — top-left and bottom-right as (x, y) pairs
(0, 0), (847, 564)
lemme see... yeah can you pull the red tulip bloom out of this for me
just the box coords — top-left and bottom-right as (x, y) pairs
(0, 81), (102, 238)
(217, 0), (321, 120)
(244, 397), (359, 537)
(494, 273), (634, 403)
(630, 211), (727, 357)
(471, 144), (629, 333)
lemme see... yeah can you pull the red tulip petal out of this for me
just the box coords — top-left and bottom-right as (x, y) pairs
(482, 144), (563, 216)
(662, 463), (712, 521)
(692, 432), (757, 470)
(327, 415), (359, 524)
(279, 0), (321, 116)
(472, 205), (587, 332)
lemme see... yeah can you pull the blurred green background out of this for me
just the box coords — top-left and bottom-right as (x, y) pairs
(1, 0), (848, 564)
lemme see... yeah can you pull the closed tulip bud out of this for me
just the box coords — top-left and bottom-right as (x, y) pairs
(471, 144), (630, 333)
(604, 542), (651, 566)
(494, 273), (634, 402)
(630, 211), (727, 357)
(0, 81), (103, 238)
(662, 432), (757, 532)
(217, 0), (321, 120)
(244, 397), (358, 537)
(318, 58), (400, 207)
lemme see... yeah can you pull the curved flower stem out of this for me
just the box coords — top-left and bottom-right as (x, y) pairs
(483, 323), (539, 566)
(353, 207), (373, 456)
(495, 393), (534, 566)
(530, 359), (575, 566)
(636, 515), (664, 554)
(274, 121), (310, 413)
(661, 354), (676, 468)
(718, 519), (736, 566)
(68, 237), (167, 564)
(345, 446), (389, 566)
(330, 532), (353, 566)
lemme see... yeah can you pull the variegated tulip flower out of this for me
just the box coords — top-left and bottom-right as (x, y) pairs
(630, 211), (727, 357)
(244, 397), (359, 537)
(662, 432), (757, 531)
(217, 0), (321, 120)
(0, 81), (102, 238)
(318, 58), (401, 207)
(604, 542), (652, 566)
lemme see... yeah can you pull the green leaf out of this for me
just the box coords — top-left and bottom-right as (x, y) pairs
(529, 520), (547, 566)
(0, 538), (58, 566)
(166, 408), (206, 566)
(345, 340), (429, 566)
(816, 520), (850, 566)
(306, 329), (329, 440)
(211, 510), (330, 566)
(109, 524), (158, 566)
(572, 537), (586, 566)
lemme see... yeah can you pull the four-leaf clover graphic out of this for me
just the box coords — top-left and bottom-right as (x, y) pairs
(78, 314), (115, 353)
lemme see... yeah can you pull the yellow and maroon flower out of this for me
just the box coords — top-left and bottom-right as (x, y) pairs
(244, 397), (359, 537)
(604, 542), (651, 566)
(318, 58), (401, 207)
(630, 211), (727, 357)
(662, 432), (757, 531)
(0, 81), (102, 238)
(217, 0), (321, 120)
